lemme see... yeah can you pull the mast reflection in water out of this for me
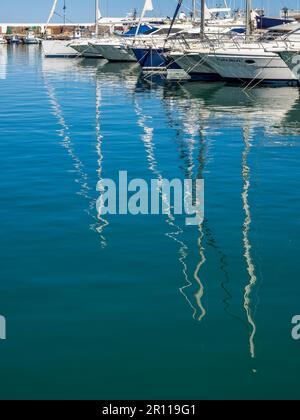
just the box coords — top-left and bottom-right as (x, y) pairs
(1, 48), (300, 399)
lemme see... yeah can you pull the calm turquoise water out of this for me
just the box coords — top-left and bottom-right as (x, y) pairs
(0, 45), (300, 400)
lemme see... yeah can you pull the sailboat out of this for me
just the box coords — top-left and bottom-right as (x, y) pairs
(89, 0), (202, 63)
(42, 0), (82, 58)
(89, 24), (195, 63)
(132, 0), (246, 75)
(89, 0), (167, 63)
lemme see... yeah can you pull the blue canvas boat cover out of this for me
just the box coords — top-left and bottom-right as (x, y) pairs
(122, 24), (158, 37)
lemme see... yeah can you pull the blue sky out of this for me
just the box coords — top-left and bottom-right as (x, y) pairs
(0, 1), (296, 23)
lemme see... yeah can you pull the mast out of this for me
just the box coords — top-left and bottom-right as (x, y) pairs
(200, 0), (205, 41)
(192, 0), (197, 22)
(95, 0), (99, 37)
(245, 0), (252, 42)
(165, 0), (183, 43)
(135, 0), (154, 38)
(45, 0), (59, 36)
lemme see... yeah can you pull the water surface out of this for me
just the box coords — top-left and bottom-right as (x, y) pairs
(0, 45), (300, 400)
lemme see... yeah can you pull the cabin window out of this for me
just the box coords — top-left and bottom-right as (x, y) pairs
(245, 59), (256, 65)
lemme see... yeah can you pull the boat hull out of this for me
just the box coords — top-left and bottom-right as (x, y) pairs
(170, 52), (222, 81)
(200, 51), (297, 84)
(24, 40), (40, 45)
(71, 43), (103, 58)
(279, 50), (300, 82)
(92, 44), (136, 62)
(132, 47), (182, 73)
(42, 40), (78, 58)
(256, 16), (295, 30)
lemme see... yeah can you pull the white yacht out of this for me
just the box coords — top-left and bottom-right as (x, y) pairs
(174, 40), (297, 84)
(90, 30), (165, 62)
(24, 31), (40, 45)
(89, 0), (199, 64)
(0, 35), (7, 44)
(42, 0), (84, 58)
(170, 5), (300, 84)
(200, 47), (296, 84)
(129, 0), (248, 74)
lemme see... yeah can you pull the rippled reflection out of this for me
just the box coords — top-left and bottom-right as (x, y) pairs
(242, 126), (258, 362)
(42, 55), (300, 340)
(93, 75), (108, 247)
(154, 80), (300, 354)
(42, 58), (108, 245)
(134, 78), (214, 322)
(133, 94), (198, 319)
(0, 46), (7, 80)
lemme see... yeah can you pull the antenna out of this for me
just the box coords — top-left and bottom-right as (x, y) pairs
(63, 0), (66, 26)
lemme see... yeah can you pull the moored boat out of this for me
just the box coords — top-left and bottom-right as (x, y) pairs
(24, 31), (40, 45)
(195, 46), (297, 85)
(9, 35), (21, 44)
(89, 24), (162, 63)
(42, 39), (79, 58)
(132, 0), (247, 75)
(42, 0), (83, 57)
(161, 1), (300, 85)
